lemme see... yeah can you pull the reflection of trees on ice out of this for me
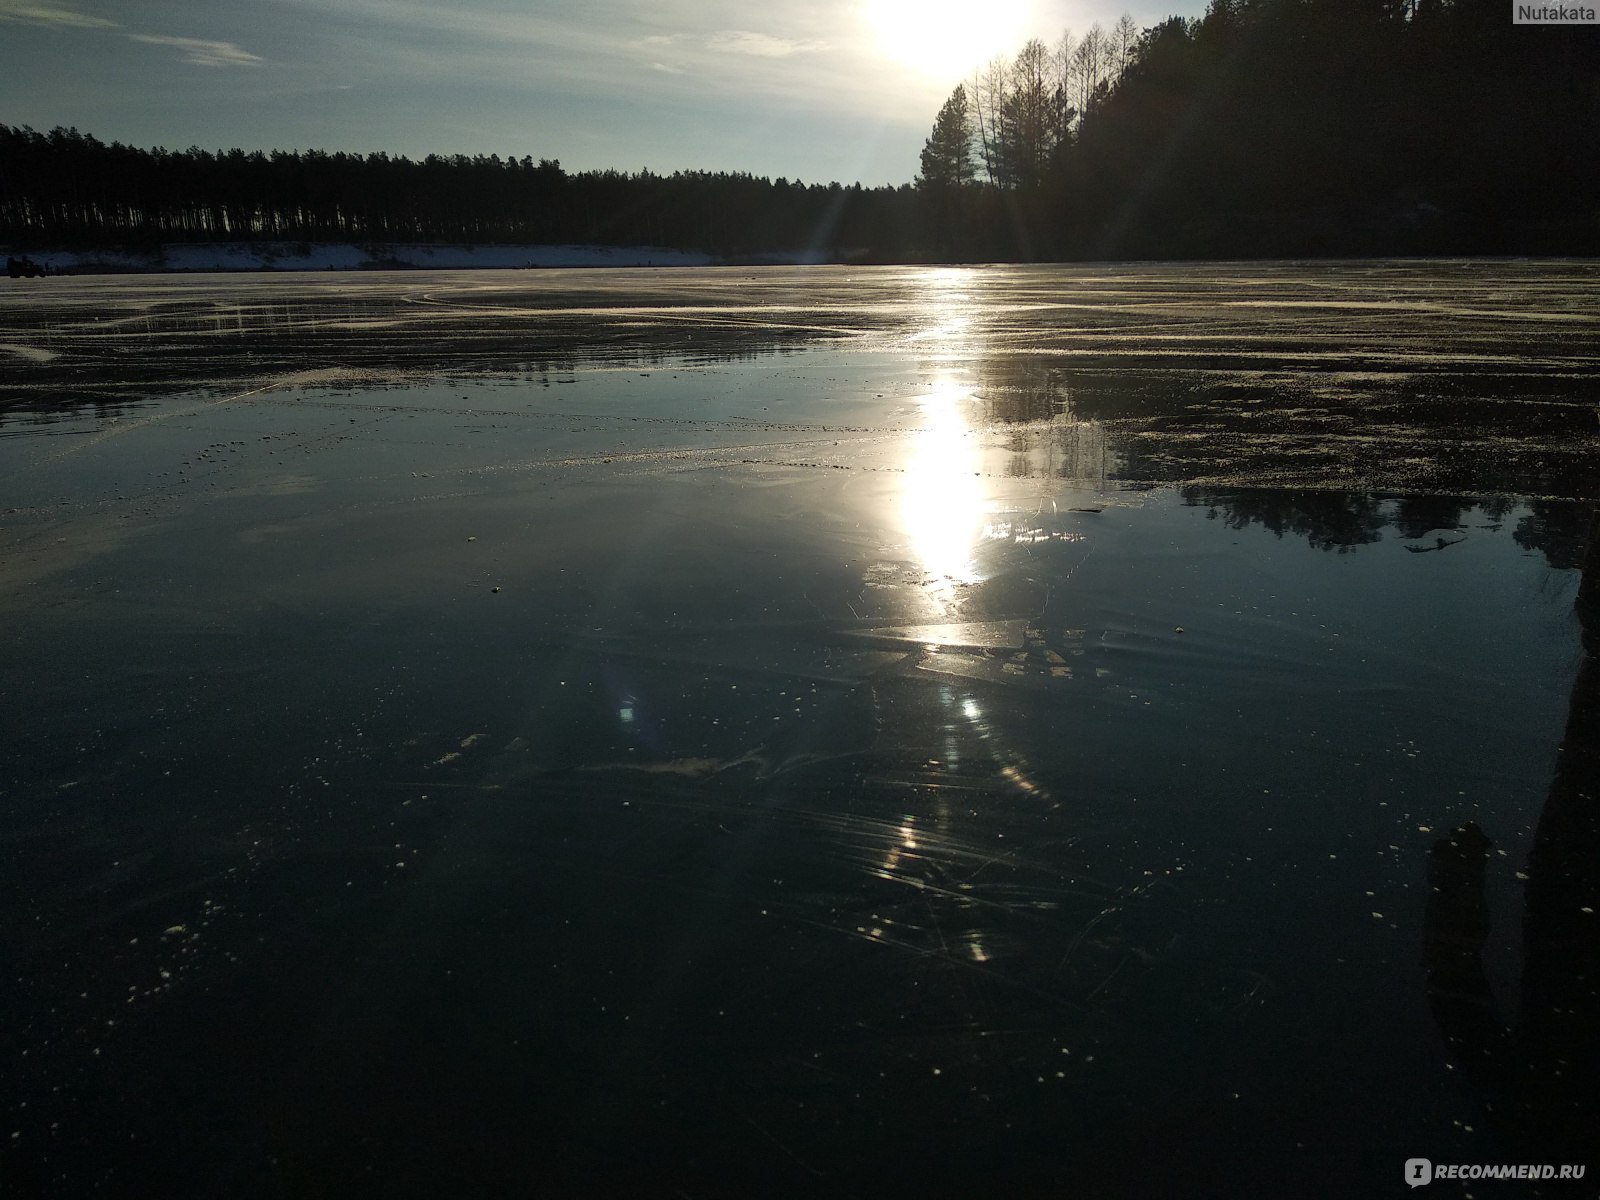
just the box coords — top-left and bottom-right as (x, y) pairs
(1425, 505), (1600, 1165)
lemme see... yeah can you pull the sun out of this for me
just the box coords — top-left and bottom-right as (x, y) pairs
(866, 0), (1030, 81)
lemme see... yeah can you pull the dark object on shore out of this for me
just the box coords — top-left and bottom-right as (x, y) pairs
(6, 255), (47, 278)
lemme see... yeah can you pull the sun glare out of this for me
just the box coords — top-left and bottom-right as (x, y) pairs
(866, 0), (1031, 80)
(903, 377), (985, 585)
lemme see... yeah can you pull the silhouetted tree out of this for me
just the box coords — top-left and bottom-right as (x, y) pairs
(995, 39), (1064, 189)
(919, 85), (977, 191)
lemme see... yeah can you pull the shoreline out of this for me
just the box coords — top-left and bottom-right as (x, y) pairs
(1, 241), (872, 276)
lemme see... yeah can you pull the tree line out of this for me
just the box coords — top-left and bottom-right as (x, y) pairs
(0, 126), (922, 259)
(919, 0), (1599, 257)
(2, 0), (1595, 262)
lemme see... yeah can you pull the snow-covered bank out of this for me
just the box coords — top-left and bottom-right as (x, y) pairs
(0, 242), (863, 274)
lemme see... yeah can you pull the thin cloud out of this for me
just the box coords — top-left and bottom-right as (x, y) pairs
(128, 34), (264, 67)
(277, 0), (623, 55)
(0, 1), (117, 29)
(706, 30), (826, 58)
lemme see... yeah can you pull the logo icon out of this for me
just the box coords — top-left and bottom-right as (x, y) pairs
(1405, 1159), (1433, 1188)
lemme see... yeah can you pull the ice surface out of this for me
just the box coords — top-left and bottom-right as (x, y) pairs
(1, 261), (1597, 1198)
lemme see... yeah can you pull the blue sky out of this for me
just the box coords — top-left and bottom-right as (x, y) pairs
(0, 0), (1195, 184)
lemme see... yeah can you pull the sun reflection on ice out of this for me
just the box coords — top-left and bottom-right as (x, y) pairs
(903, 376), (986, 587)
(906, 268), (977, 358)
(879, 815), (921, 875)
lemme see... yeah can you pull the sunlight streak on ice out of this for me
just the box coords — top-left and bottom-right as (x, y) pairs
(903, 376), (985, 585)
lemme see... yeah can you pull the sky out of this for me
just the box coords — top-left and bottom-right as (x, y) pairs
(0, 0), (1198, 185)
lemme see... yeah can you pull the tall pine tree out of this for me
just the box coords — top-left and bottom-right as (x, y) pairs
(918, 85), (975, 190)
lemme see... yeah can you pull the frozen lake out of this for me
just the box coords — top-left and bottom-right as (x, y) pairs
(2, 262), (1598, 1196)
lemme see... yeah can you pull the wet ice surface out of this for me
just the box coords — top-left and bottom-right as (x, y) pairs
(2, 263), (1598, 1197)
